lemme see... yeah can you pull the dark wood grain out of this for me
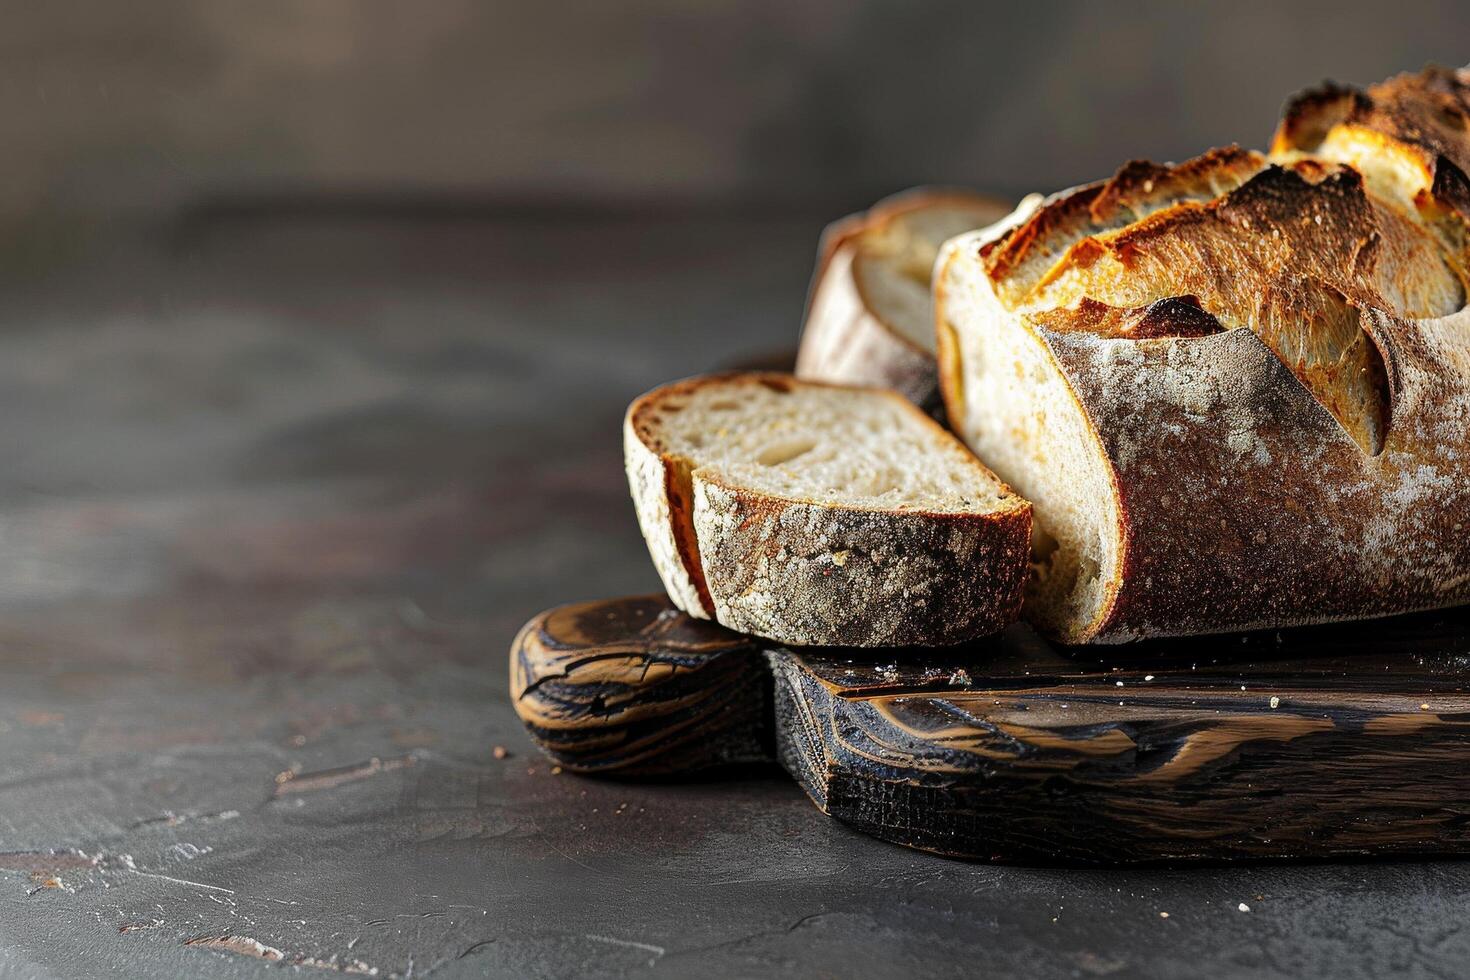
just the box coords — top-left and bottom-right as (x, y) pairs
(777, 607), (1470, 863)
(514, 596), (1470, 863)
(511, 596), (774, 775)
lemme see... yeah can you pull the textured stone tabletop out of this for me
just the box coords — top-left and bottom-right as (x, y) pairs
(0, 208), (1464, 979)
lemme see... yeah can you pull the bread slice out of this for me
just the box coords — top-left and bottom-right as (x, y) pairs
(624, 372), (1031, 647)
(936, 83), (1470, 644)
(796, 188), (1013, 407)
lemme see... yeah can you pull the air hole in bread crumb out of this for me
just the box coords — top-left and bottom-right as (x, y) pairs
(757, 439), (817, 467)
(1077, 554), (1101, 586)
(861, 477), (899, 497)
(1032, 525), (1060, 564)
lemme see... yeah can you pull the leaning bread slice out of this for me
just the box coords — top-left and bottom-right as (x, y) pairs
(624, 372), (1032, 647)
(796, 189), (1014, 407)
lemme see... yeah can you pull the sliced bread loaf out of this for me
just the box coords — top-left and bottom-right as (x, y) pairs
(624, 372), (1031, 647)
(934, 66), (1470, 645)
(796, 189), (1014, 407)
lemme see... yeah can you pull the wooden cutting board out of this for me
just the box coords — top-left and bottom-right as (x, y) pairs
(510, 595), (1470, 864)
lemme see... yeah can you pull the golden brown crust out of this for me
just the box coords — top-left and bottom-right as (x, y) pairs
(1088, 145), (1266, 225)
(1274, 80), (1370, 153)
(1032, 161), (1456, 319)
(1014, 159), (1460, 456)
(979, 182), (1106, 289)
(1274, 66), (1470, 220)
(982, 146), (1265, 293)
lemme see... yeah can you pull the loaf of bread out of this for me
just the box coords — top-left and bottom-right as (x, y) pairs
(796, 188), (1013, 407)
(935, 66), (1470, 643)
(624, 372), (1031, 646)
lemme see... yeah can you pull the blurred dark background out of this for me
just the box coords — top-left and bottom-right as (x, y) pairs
(8, 0), (1470, 228)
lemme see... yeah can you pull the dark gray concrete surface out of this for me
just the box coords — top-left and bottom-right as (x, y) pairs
(0, 212), (1465, 980)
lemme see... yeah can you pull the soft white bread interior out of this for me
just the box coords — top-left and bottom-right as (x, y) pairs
(854, 196), (1014, 350)
(797, 189), (1011, 405)
(936, 202), (1124, 643)
(624, 372), (1031, 647)
(937, 66), (1470, 644)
